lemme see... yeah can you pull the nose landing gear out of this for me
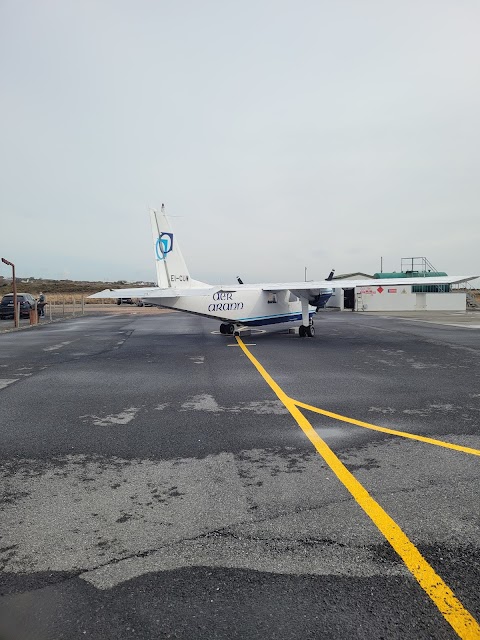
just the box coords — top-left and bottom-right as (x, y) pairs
(220, 323), (235, 335)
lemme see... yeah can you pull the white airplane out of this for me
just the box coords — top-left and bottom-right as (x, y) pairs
(90, 206), (478, 337)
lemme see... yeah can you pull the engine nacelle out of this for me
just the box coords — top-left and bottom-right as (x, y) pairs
(309, 288), (334, 309)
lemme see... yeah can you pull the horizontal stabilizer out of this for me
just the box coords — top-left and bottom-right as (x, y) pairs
(89, 288), (159, 299)
(88, 287), (215, 300)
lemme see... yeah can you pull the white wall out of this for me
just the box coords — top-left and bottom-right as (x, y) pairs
(425, 292), (466, 310)
(356, 285), (415, 311)
(354, 286), (466, 311)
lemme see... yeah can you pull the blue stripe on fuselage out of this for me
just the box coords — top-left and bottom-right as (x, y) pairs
(240, 312), (315, 327)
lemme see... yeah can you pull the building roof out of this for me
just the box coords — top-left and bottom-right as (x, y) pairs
(332, 272), (374, 280)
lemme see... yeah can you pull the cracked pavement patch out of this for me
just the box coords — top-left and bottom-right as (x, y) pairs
(0, 446), (413, 591)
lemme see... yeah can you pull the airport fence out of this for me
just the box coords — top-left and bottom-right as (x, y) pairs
(42, 295), (119, 319)
(0, 296), (114, 331)
(42, 295), (85, 320)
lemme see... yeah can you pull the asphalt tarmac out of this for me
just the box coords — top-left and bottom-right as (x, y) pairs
(0, 310), (479, 639)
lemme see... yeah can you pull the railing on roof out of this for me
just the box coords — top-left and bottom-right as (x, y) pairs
(400, 256), (439, 275)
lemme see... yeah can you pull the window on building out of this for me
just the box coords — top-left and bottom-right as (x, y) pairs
(412, 284), (450, 293)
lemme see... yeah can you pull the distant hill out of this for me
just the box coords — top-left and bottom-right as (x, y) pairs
(0, 277), (155, 297)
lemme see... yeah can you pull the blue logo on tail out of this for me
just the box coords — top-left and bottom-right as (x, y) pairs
(155, 232), (173, 261)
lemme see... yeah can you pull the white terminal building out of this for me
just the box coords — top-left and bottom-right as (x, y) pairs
(326, 257), (474, 312)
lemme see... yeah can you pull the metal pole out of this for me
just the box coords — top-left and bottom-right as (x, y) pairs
(13, 266), (18, 328)
(73, 297), (76, 316)
(304, 267), (307, 282)
(63, 296), (65, 316)
(380, 256), (383, 273)
(82, 296), (85, 315)
(1, 258), (18, 328)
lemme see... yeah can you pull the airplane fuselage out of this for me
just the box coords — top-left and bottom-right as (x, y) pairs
(144, 289), (332, 326)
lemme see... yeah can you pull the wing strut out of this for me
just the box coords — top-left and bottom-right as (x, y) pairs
(301, 297), (310, 328)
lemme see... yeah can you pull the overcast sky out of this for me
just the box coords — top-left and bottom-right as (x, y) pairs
(1, 0), (479, 284)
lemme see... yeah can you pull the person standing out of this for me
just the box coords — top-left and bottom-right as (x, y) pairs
(38, 292), (46, 318)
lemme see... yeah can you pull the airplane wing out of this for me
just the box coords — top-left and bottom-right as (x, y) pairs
(262, 274), (479, 293)
(89, 274), (478, 302)
(89, 285), (268, 300)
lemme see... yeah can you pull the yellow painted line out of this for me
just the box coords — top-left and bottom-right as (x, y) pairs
(235, 336), (480, 640)
(292, 400), (480, 457)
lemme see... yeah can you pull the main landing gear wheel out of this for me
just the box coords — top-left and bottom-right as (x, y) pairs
(220, 323), (235, 335)
(299, 324), (315, 337)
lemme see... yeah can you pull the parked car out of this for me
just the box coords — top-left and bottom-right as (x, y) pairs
(116, 298), (145, 307)
(0, 293), (36, 319)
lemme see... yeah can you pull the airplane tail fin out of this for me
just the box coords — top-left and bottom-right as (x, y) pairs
(150, 205), (206, 289)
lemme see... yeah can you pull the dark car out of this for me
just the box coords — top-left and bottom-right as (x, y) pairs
(116, 298), (145, 306)
(0, 293), (37, 319)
